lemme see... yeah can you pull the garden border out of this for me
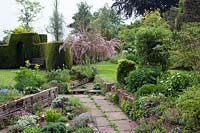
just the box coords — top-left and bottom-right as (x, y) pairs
(0, 87), (58, 124)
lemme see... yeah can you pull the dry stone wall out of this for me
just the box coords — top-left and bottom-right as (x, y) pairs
(0, 87), (58, 121)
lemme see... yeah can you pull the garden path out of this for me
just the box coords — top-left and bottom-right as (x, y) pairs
(65, 94), (138, 133)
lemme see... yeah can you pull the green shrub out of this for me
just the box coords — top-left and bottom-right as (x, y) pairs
(110, 54), (123, 64)
(47, 69), (70, 83)
(176, 85), (200, 130)
(136, 84), (163, 97)
(42, 122), (67, 133)
(71, 65), (97, 80)
(76, 127), (93, 133)
(158, 72), (196, 96)
(126, 54), (138, 63)
(68, 96), (81, 106)
(135, 26), (171, 71)
(23, 127), (42, 133)
(120, 100), (133, 115)
(109, 93), (119, 104)
(15, 65), (46, 93)
(117, 59), (136, 85)
(45, 109), (61, 122)
(127, 67), (161, 92)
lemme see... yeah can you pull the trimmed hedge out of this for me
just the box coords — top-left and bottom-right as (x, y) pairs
(0, 33), (47, 68)
(43, 42), (73, 70)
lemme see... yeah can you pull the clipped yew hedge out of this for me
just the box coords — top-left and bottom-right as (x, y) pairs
(0, 33), (47, 68)
(42, 42), (73, 70)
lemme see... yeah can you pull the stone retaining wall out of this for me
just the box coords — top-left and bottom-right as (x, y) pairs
(0, 87), (58, 119)
(104, 83), (135, 104)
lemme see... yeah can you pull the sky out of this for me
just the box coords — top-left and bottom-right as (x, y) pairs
(0, 0), (115, 41)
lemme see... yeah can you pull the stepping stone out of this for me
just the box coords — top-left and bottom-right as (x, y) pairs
(94, 99), (113, 106)
(79, 98), (93, 103)
(112, 120), (138, 132)
(90, 109), (103, 117)
(98, 126), (116, 133)
(92, 95), (105, 100)
(95, 117), (110, 127)
(86, 102), (98, 109)
(100, 105), (121, 112)
(72, 94), (88, 98)
(105, 112), (129, 121)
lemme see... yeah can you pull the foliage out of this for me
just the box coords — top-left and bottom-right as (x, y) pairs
(69, 2), (92, 34)
(71, 64), (97, 80)
(42, 122), (67, 133)
(61, 32), (120, 65)
(43, 42), (66, 70)
(8, 115), (39, 132)
(23, 127), (42, 133)
(112, 0), (179, 18)
(135, 26), (171, 70)
(45, 109), (61, 122)
(68, 96), (81, 106)
(15, 63), (46, 93)
(158, 72), (196, 96)
(120, 100), (133, 115)
(58, 116), (69, 123)
(51, 96), (69, 110)
(47, 69), (70, 83)
(176, 85), (200, 130)
(91, 4), (122, 40)
(23, 86), (41, 95)
(109, 93), (119, 104)
(0, 87), (22, 104)
(93, 83), (102, 90)
(15, 0), (43, 31)
(136, 84), (163, 97)
(76, 127), (93, 133)
(127, 67), (161, 92)
(117, 59), (136, 85)
(171, 22), (200, 71)
(47, 0), (64, 41)
(72, 112), (94, 128)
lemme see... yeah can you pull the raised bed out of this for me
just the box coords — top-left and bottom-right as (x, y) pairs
(0, 87), (58, 125)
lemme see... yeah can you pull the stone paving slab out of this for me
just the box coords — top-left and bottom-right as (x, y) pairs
(71, 94), (89, 98)
(105, 112), (129, 121)
(95, 99), (113, 106)
(92, 95), (105, 100)
(100, 104), (122, 112)
(112, 120), (138, 132)
(79, 98), (93, 103)
(90, 109), (103, 117)
(95, 117), (110, 127)
(86, 102), (98, 109)
(98, 126), (117, 133)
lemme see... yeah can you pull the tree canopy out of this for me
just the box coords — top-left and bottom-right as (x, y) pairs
(112, 0), (179, 18)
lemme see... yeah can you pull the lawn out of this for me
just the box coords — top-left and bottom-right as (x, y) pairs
(0, 69), (18, 86)
(94, 61), (117, 83)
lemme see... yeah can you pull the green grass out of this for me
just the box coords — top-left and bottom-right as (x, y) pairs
(94, 61), (117, 83)
(0, 69), (18, 86)
(0, 69), (47, 87)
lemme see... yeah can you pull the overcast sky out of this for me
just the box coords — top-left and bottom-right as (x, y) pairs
(0, 0), (115, 41)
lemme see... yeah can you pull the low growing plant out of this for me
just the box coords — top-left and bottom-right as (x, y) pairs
(7, 115), (39, 132)
(72, 112), (94, 128)
(45, 109), (61, 122)
(42, 122), (67, 133)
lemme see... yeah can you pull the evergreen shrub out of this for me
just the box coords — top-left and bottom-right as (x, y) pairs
(117, 59), (136, 85)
